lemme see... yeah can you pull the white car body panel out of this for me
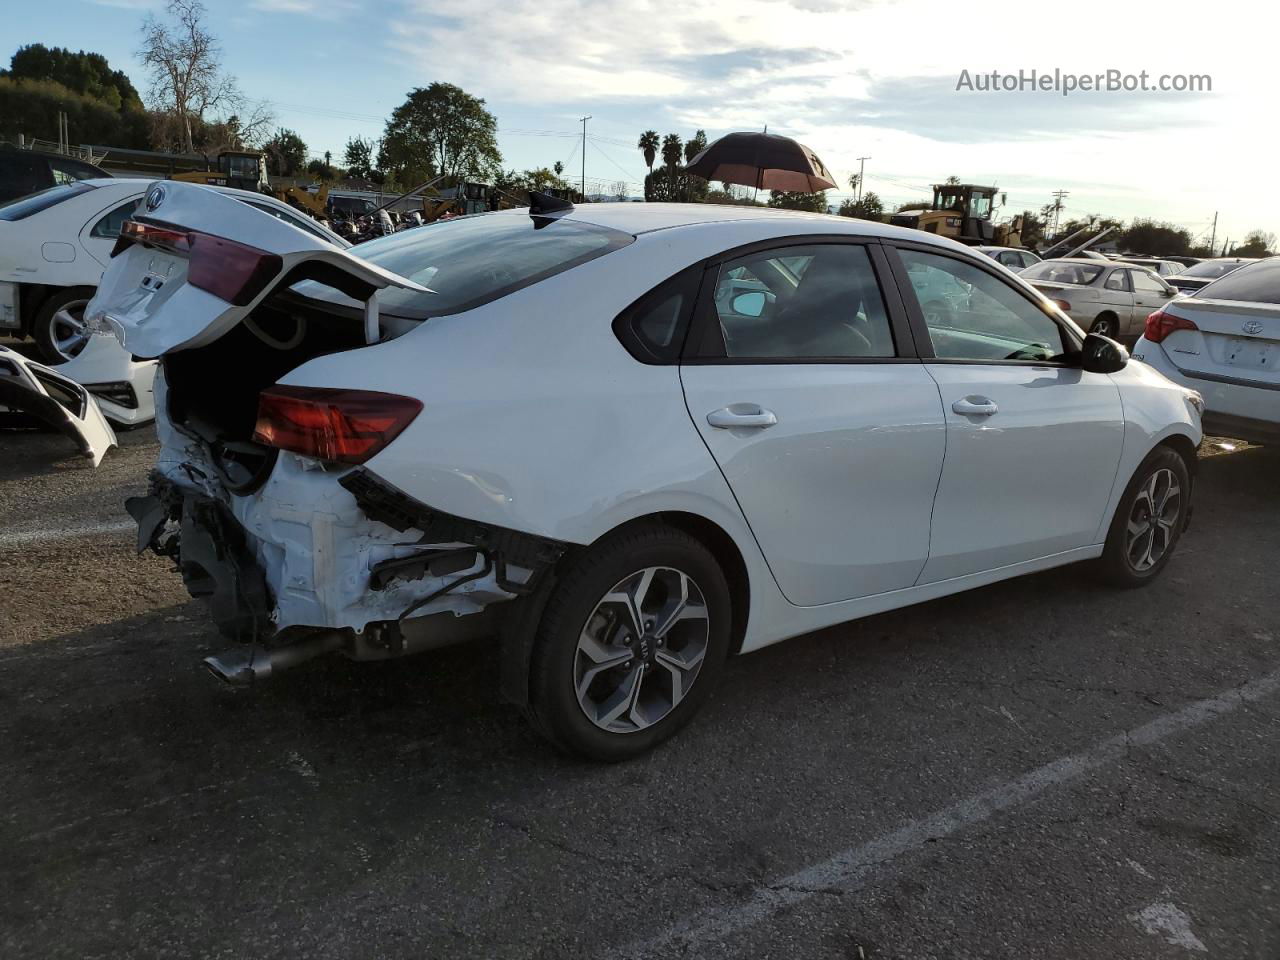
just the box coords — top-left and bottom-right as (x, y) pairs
(920, 363), (1125, 582)
(92, 200), (1203, 656)
(681, 362), (945, 605)
(0, 344), (116, 465)
(57, 332), (157, 424)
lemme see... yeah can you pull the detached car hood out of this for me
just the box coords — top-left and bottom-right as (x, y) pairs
(0, 345), (116, 466)
(85, 181), (429, 359)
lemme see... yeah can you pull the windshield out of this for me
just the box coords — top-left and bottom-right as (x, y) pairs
(0, 182), (96, 221)
(1021, 261), (1105, 285)
(1182, 259), (1249, 279)
(1196, 258), (1280, 304)
(294, 212), (633, 318)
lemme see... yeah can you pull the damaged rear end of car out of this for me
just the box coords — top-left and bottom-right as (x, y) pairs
(93, 182), (571, 682)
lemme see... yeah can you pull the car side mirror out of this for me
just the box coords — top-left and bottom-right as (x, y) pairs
(1161, 287), (1176, 297)
(731, 291), (766, 317)
(1080, 332), (1129, 373)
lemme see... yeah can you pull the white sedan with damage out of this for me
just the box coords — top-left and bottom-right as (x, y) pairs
(0, 178), (347, 425)
(90, 182), (1203, 760)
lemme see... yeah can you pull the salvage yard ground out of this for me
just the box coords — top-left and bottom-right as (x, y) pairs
(1, 415), (1278, 957)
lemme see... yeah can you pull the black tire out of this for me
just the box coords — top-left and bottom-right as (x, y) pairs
(527, 522), (732, 761)
(1096, 446), (1191, 587)
(32, 286), (96, 364)
(1089, 314), (1119, 338)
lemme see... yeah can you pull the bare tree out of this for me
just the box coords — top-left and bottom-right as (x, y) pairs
(139, 0), (265, 153)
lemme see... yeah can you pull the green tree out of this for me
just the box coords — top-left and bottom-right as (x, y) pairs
(661, 133), (683, 197)
(637, 130), (659, 178)
(768, 190), (828, 212)
(683, 129), (707, 164)
(4, 44), (142, 112)
(263, 127), (307, 176)
(1118, 219), (1192, 256)
(0, 76), (150, 147)
(838, 191), (883, 221)
(379, 82), (501, 188)
(343, 136), (378, 180)
(1229, 230), (1276, 257)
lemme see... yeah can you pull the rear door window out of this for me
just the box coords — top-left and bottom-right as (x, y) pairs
(0, 182), (97, 221)
(90, 198), (143, 238)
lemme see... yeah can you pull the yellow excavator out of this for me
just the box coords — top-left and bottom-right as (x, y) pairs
(889, 183), (1024, 247)
(172, 150), (330, 218)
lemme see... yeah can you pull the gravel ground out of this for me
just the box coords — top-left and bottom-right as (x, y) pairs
(1, 420), (1277, 959)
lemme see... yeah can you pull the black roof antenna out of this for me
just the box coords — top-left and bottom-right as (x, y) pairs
(527, 190), (574, 217)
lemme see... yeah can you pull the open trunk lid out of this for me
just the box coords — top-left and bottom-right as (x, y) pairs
(1161, 297), (1280, 385)
(85, 181), (429, 359)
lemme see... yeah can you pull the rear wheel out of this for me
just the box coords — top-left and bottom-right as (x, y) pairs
(33, 287), (96, 363)
(528, 523), (732, 761)
(1096, 446), (1190, 587)
(1089, 314), (1119, 338)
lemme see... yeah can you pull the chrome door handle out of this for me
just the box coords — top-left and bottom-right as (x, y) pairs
(952, 397), (999, 416)
(707, 405), (778, 429)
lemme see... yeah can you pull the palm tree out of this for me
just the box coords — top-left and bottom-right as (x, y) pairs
(637, 130), (659, 177)
(661, 133), (683, 198)
(684, 129), (707, 164)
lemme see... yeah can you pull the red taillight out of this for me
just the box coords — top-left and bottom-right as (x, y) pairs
(1144, 307), (1198, 344)
(187, 234), (282, 306)
(113, 219), (282, 306)
(1051, 298), (1072, 312)
(252, 386), (422, 464)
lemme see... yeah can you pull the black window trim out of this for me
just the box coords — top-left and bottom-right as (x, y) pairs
(882, 239), (1084, 367)
(611, 263), (704, 364)
(679, 235), (923, 366)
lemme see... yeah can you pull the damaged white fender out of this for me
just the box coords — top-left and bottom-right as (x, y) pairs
(0, 344), (117, 466)
(84, 180), (430, 360)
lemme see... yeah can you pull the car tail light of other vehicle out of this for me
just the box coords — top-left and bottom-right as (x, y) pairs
(253, 386), (422, 464)
(1051, 298), (1072, 312)
(114, 220), (283, 306)
(1144, 307), (1199, 344)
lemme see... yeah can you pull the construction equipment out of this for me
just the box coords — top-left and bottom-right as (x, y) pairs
(172, 150), (271, 193)
(889, 183), (1024, 247)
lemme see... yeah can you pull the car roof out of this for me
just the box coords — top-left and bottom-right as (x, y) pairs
(555, 201), (960, 246)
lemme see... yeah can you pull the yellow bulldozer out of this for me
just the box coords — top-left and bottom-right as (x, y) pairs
(888, 183), (1024, 248)
(172, 150), (330, 218)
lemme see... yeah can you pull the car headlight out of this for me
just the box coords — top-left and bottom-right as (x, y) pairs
(1185, 391), (1205, 417)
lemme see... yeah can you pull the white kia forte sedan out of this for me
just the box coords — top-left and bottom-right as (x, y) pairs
(89, 182), (1203, 760)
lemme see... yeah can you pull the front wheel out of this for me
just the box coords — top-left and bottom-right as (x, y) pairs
(1096, 446), (1190, 587)
(1089, 314), (1119, 339)
(528, 523), (732, 761)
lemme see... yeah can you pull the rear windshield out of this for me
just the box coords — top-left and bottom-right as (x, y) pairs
(0, 182), (97, 221)
(1021, 261), (1105, 285)
(1196, 258), (1280, 304)
(293, 212), (633, 318)
(1181, 259), (1249, 279)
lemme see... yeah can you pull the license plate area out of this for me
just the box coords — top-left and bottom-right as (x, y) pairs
(1221, 336), (1274, 372)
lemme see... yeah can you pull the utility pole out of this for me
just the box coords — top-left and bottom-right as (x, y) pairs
(580, 115), (591, 199)
(1208, 211), (1218, 254)
(855, 156), (870, 202)
(1049, 189), (1069, 235)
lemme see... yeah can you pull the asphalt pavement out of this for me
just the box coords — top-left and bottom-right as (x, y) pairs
(1, 424), (1277, 959)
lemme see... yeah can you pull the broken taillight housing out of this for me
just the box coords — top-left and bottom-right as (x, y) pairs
(252, 386), (422, 464)
(113, 220), (282, 306)
(1144, 307), (1198, 343)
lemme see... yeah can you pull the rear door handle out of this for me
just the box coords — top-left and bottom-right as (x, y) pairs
(952, 397), (999, 416)
(707, 405), (778, 429)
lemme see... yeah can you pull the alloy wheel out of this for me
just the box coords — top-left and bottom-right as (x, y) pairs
(573, 566), (709, 734)
(1126, 467), (1180, 572)
(49, 299), (91, 361)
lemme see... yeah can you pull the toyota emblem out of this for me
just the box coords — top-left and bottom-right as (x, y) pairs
(1243, 319), (1264, 335)
(145, 185), (166, 211)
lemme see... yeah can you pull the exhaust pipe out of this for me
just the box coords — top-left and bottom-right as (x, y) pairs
(203, 631), (344, 685)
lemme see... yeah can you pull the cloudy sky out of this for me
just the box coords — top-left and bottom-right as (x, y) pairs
(18, 0), (1275, 245)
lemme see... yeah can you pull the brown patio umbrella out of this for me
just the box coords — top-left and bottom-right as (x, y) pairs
(684, 132), (837, 192)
